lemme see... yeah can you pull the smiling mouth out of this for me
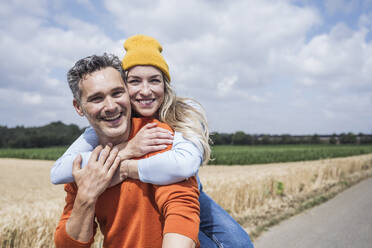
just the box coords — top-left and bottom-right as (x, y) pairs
(136, 99), (155, 105)
(101, 112), (122, 122)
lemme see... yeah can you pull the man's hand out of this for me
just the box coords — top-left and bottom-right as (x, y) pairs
(66, 144), (121, 242)
(72, 144), (121, 202)
(115, 122), (173, 159)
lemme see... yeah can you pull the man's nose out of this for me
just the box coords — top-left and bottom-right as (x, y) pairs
(104, 97), (117, 112)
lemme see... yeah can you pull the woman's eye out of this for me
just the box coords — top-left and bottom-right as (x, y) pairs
(150, 79), (161, 83)
(128, 79), (139, 84)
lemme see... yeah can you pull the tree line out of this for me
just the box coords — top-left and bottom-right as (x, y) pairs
(1, 122), (371, 148)
(210, 131), (372, 145)
(0, 122), (83, 148)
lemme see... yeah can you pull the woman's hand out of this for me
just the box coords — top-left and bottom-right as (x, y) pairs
(116, 122), (173, 159)
(108, 160), (139, 187)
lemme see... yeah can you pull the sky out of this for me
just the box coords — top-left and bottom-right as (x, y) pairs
(1, 0), (372, 135)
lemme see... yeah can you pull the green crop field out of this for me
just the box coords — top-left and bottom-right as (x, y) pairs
(0, 147), (67, 160)
(209, 144), (372, 165)
(1, 145), (372, 165)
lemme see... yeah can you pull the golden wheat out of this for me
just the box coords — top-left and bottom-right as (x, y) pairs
(1, 155), (371, 247)
(0, 159), (103, 248)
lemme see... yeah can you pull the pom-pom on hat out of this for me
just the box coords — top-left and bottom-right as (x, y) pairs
(122, 34), (170, 81)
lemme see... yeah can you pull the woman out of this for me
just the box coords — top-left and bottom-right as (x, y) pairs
(51, 34), (253, 248)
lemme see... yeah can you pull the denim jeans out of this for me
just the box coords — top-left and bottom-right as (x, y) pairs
(198, 182), (254, 248)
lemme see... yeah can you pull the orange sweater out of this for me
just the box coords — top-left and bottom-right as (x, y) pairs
(54, 118), (200, 248)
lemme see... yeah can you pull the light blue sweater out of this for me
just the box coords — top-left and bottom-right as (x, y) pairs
(50, 127), (203, 185)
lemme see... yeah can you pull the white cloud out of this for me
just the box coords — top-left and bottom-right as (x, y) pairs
(0, 10), (121, 93)
(22, 92), (43, 105)
(1, 0), (371, 134)
(289, 23), (372, 91)
(106, 0), (321, 98)
(217, 75), (238, 97)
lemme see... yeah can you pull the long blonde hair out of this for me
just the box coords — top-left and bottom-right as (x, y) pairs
(158, 76), (211, 165)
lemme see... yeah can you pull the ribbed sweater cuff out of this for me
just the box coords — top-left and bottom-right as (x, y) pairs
(56, 225), (94, 248)
(163, 216), (200, 247)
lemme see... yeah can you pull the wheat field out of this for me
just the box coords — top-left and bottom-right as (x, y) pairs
(1, 155), (372, 247)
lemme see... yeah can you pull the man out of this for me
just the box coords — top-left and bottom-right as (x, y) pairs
(54, 54), (200, 248)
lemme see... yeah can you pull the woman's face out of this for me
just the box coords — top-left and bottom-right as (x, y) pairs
(126, 65), (165, 117)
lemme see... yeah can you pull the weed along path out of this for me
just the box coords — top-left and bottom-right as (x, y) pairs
(254, 177), (372, 248)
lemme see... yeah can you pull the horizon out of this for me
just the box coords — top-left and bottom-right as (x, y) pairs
(2, 120), (371, 137)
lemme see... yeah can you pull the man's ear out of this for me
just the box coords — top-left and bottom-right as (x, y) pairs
(73, 99), (85, 117)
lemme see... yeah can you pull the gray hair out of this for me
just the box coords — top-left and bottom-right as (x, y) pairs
(67, 53), (125, 102)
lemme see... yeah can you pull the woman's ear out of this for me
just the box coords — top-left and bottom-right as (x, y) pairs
(73, 99), (85, 117)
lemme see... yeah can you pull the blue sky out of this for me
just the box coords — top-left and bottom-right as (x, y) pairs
(1, 0), (372, 135)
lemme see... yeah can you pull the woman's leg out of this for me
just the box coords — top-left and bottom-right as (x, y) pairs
(199, 187), (254, 248)
(199, 229), (219, 248)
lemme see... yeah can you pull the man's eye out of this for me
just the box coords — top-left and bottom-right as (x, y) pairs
(113, 91), (124, 97)
(90, 97), (102, 102)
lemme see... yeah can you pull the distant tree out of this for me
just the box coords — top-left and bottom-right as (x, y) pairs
(329, 133), (338, 144)
(340, 132), (357, 144)
(279, 134), (292, 144)
(0, 122), (83, 148)
(220, 133), (233, 145)
(210, 132), (233, 145)
(210, 132), (223, 145)
(360, 134), (372, 144)
(310, 134), (321, 144)
(0, 126), (8, 147)
(261, 135), (271, 145)
(232, 131), (247, 145)
(252, 135), (260, 145)
(246, 134), (254, 145)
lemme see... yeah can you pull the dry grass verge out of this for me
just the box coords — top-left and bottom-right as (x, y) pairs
(199, 154), (372, 240)
(1, 154), (371, 247)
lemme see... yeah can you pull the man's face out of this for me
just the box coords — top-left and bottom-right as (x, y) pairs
(73, 67), (131, 144)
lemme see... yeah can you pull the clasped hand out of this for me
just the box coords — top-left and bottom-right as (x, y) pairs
(72, 144), (121, 201)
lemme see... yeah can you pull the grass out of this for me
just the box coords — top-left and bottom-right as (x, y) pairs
(0, 147), (67, 160)
(1, 144), (372, 165)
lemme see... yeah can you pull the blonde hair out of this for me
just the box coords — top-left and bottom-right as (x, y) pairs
(158, 77), (211, 165)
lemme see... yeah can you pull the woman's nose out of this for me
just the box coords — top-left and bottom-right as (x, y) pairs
(139, 82), (151, 96)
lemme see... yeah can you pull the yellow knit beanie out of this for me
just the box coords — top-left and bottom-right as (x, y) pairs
(122, 34), (171, 81)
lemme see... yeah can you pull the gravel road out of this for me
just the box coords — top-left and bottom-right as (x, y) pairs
(254, 177), (372, 248)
